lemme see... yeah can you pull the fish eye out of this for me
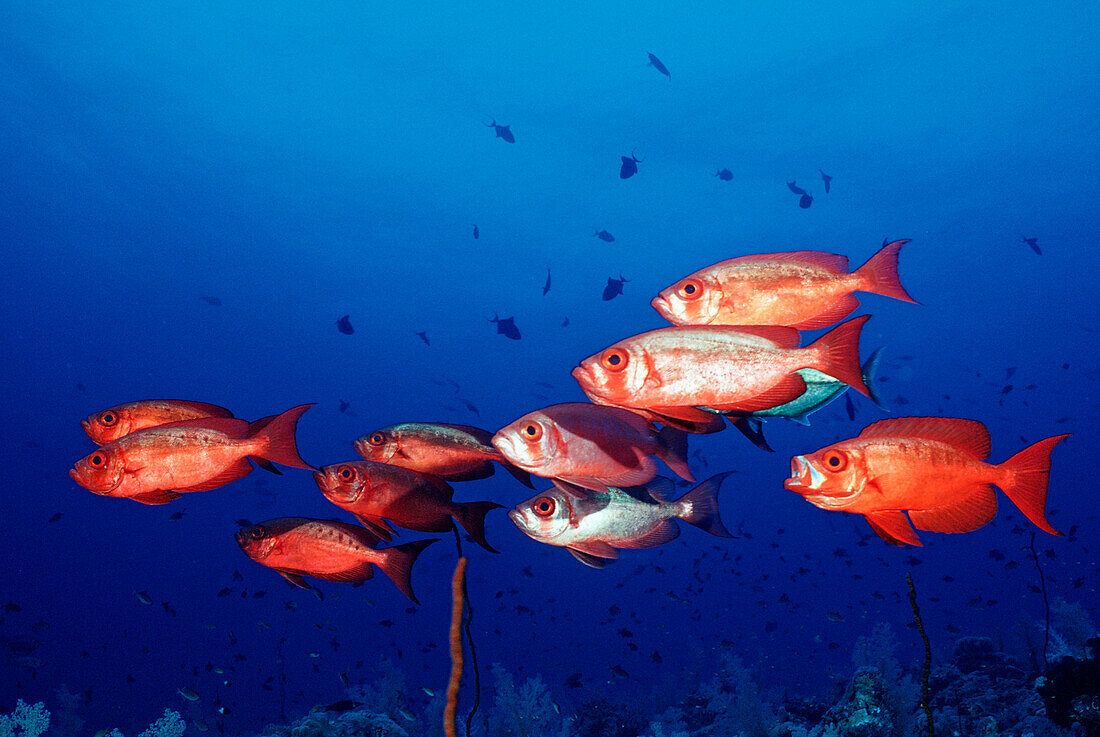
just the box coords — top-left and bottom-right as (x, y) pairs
(532, 497), (556, 517)
(337, 465), (356, 481)
(98, 412), (117, 426)
(89, 453), (106, 468)
(250, 526), (266, 540)
(521, 423), (543, 442)
(677, 279), (703, 300)
(823, 451), (848, 472)
(600, 348), (629, 372)
(367, 432), (386, 447)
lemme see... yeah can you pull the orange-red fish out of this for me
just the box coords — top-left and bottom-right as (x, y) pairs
(354, 422), (533, 487)
(82, 400), (234, 444)
(784, 417), (1070, 546)
(492, 403), (693, 492)
(69, 405), (314, 505)
(234, 518), (436, 604)
(313, 461), (502, 552)
(652, 240), (916, 330)
(572, 317), (871, 427)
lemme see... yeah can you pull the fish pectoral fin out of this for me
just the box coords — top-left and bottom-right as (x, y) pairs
(277, 571), (313, 590)
(566, 548), (614, 568)
(908, 485), (997, 533)
(174, 458), (253, 493)
(863, 511), (922, 546)
(568, 540), (619, 559)
(614, 520), (680, 549)
(354, 515), (395, 542)
(129, 490), (182, 505)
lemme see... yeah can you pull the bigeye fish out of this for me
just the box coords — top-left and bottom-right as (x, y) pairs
(508, 473), (734, 567)
(355, 422), (533, 488)
(82, 400), (234, 445)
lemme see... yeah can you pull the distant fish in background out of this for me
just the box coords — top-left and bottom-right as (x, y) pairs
(1022, 236), (1041, 255)
(414, 330), (430, 346)
(602, 274), (629, 301)
(562, 317), (570, 327)
(81, 400), (235, 444)
(787, 181), (807, 196)
(620, 151), (642, 179)
(336, 315), (354, 335)
(819, 169), (833, 194)
(543, 268), (551, 296)
(472, 224), (479, 239)
(338, 399), (357, 417)
(490, 313), (521, 340)
(786, 181), (814, 208)
(458, 397), (481, 417)
(592, 229), (615, 242)
(715, 168), (733, 181)
(646, 52), (671, 79)
(201, 295), (222, 306)
(485, 118), (514, 143)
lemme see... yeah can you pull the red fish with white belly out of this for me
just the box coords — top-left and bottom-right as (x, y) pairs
(82, 400), (234, 444)
(69, 404), (314, 505)
(784, 417), (1070, 546)
(652, 240), (916, 330)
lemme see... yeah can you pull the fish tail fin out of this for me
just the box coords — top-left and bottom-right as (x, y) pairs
(501, 462), (536, 489)
(655, 425), (694, 482)
(377, 539), (438, 605)
(806, 315), (872, 398)
(996, 434), (1070, 536)
(854, 239), (918, 304)
(453, 501), (504, 553)
(677, 472), (735, 538)
(252, 404), (315, 470)
(861, 347), (889, 411)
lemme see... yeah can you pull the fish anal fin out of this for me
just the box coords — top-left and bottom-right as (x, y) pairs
(174, 457), (253, 492)
(314, 562), (375, 584)
(568, 540), (619, 559)
(129, 489), (183, 505)
(277, 571), (312, 589)
(566, 548), (613, 568)
(909, 485), (997, 533)
(790, 295), (861, 331)
(615, 520), (680, 549)
(864, 511), (922, 546)
(858, 417), (991, 460)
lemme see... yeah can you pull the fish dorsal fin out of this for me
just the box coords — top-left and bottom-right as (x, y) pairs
(277, 571), (312, 589)
(731, 250), (849, 272)
(615, 520), (680, 549)
(858, 417), (991, 460)
(568, 540), (619, 559)
(566, 548), (613, 568)
(909, 485), (997, 533)
(863, 511), (922, 546)
(723, 326), (801, 349)
(174, 457), (253, 492)
(129, 489), (183, 505)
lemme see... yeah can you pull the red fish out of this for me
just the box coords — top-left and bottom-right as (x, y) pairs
(82, 400), (234, 444)
(234, 518), (436, 604)
(491, 403), (693, 493)
(354, 422), (533, 487)
(313, 461), (502, 552)
(572, 317), (871, 426)
(784, 417), (1070, 546)
(69, 404), (314, 504)
(652, 240), (916, 329)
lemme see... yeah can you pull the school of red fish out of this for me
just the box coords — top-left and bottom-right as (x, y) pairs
(70, 241), (1072, 603)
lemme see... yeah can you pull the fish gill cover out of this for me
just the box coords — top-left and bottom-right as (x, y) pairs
(0, 2), (1097, 737)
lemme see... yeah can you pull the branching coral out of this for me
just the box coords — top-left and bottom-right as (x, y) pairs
(0, 700), (50, 737)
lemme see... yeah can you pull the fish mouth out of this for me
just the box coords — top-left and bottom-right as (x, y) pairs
(312, 471), (329, 490)
(79, 419), (92, 437)
(507, 508), (532, 533)
(570, 364), (603, 399)
(351, 438), (369, 459)
(650, 295), (671, 317)
(233, 529), (247, 547)
(69, 465), (120, 495)
(490, 433), (518, 462)
(783, 455), (824, 493)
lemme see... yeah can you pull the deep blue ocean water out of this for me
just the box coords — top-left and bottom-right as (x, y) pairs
(1, 2), (1096, 736)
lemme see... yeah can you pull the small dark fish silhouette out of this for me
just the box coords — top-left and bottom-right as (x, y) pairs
(646, 52), (670, 79)
(1022, 237), (1041, 255)
(48, 512), (62, 523)
(593, 229), (615, 242)
(415, 331), (430, 346)
(459, 398), (481, 417)
(798, 193), (813, 209)
(338, 399), (351, 414)
(620, 150), (643, 179)
(819, 169), (832, 194)
(201, 295), (222, 306)
(472, 224), (479, 239)
(486, 119), (514, 143)
(543, 268), (551, 296)
(786, 180), (807, 196)
(716, 169), (733, 181)
(323, 700), (363, 713)
(561, 317), (570, 327)
(602, 274), (629, 301)
(490, 313), (521, 340)
(336, 315), (354, 335)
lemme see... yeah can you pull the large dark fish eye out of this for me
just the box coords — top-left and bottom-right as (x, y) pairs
(677, 279), (703, 300)
(522, 423), (543, 442)
(824, 451), (848, 472)
(600, 348), (629, 372)
(337, 465), (356, 481)
(99, 412), (117, 426)
(89, 453), (106, 468)
(532, 497), (556, 517)
(368, 432), (386, 447)
(250, 526), (266, 540)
